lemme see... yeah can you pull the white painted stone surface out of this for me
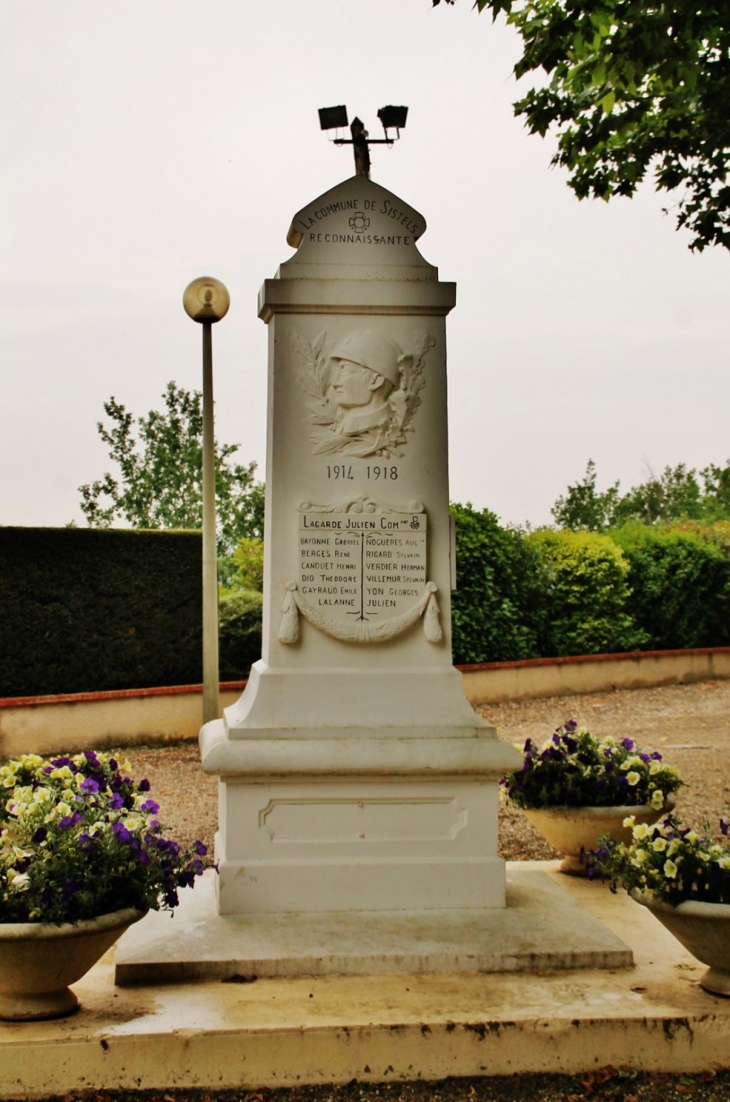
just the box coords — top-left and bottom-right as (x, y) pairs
(115, 867), (633, 982)
(200, 175), (521, 914)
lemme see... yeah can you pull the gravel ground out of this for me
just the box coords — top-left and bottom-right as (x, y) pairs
(34, 1071), (730, 1102)
(123, 679), (730, 860)
(88, 682), (730, 1102)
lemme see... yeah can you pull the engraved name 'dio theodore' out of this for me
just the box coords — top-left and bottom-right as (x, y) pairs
(278, 510), (441, 645)
(300, 511), (426, 619)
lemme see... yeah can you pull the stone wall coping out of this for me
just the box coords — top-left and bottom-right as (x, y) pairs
(3, 647), (730, 710)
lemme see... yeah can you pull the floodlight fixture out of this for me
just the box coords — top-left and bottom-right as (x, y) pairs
(318, 103), (409, 178)
(318, 105), (349, 131)
(377, 105), (408, 135)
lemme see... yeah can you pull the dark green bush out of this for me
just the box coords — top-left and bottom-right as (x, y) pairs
(611, 523), (730, 650)
(450, 504), (541, 664)
(218, 589), (263, 681)
(0, 527), (202, 696)
(526, 529), (646, 656)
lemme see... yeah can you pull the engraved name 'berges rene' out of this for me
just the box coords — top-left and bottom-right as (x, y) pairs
(298, 511), (427, 625)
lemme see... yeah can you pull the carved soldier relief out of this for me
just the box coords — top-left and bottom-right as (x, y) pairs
(293, 329), (435, 458)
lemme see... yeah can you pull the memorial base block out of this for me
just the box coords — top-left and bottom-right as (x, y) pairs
(202, 717), (516, 915)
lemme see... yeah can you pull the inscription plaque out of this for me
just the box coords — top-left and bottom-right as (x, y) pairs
(299, 511), (427, 628)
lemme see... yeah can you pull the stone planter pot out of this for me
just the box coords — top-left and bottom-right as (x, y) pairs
(630, 892), (730, 996)
(523, 802), (671, 876)
(0, 907), (145, 1021)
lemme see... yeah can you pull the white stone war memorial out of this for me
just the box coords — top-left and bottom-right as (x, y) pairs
(116, 173), (633, 980)
(201, 173), (520, 916)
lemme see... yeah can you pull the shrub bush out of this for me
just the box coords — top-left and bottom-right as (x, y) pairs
(218, 589), (263, 681)
(526, 529), (646, 656)
(450, 504), (541, 664)
(0, 527), (202, 696)
(611, 523), (730, 650)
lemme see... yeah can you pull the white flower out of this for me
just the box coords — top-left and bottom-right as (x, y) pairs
(50, 766), (74, 781)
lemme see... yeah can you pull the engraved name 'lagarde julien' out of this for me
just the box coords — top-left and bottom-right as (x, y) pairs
(292, 329), (435, 459)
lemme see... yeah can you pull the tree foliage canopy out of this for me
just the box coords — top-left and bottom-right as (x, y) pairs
(552, 458), (730, 529)
(78, 382), (264, 559)
(434, 0), (730, 250)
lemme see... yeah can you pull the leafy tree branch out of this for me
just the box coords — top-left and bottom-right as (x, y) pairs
(434, 0), (730, 250)
(78, 382), (264, 565)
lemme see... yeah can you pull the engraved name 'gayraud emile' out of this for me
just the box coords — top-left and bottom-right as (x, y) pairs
(279, 497), (442, 646)
(292, 329), (435, 460)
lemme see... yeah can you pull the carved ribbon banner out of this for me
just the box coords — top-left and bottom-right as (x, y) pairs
(279, 581), (442, 645)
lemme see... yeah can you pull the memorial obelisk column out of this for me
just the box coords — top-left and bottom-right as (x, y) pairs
(201, 173), (520, 914)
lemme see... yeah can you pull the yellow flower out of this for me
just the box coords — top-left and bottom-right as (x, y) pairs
(632, 823), (651, 840)
(623, 815), (636, 829)
(652, 837), (668, 852)
(651, 789), (665, 809)
(649, 761), (662, 776)
(626, 771), (641, 786)
(664, 859), (678, 879)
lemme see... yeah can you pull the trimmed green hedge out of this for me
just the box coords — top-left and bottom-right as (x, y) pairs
(612, 523), (730, 650)
(527, 529), (647, 657)
(0, 528), (202, 697)
(450, 503), (541, 664)
(4, 516), (730, 699)
(218, 588), (263, 681)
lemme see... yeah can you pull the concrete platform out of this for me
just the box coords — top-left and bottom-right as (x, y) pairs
(115, 867), (633, 982)
(2, 862), (730, 1099)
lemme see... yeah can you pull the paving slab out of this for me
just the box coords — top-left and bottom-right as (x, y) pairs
(2, 863), (729, 1100)
(115, 867), (633, 982)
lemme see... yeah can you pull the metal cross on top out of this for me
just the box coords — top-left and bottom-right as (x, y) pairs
(318, 105), (408, 178)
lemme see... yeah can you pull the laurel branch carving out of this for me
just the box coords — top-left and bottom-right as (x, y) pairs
(292, 330), (435, 459)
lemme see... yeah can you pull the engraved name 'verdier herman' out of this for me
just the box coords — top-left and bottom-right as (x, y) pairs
(293, 329), (435, 459)
(278, 503), (441, 646)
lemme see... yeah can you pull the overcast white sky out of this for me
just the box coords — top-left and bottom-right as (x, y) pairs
(2, 0), (728, 531)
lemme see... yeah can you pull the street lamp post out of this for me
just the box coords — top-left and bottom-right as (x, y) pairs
(182, 277), (231, 725)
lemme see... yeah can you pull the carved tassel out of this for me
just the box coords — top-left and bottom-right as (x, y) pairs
(423, 584), (442, 643)
(278, 583), (300, 644)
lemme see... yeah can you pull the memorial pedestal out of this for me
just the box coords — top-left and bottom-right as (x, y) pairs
(201, 175), (521, 916)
